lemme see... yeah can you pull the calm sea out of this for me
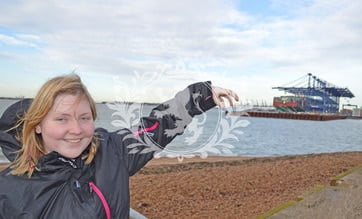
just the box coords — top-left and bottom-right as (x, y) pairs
(1, 99), (361, 162)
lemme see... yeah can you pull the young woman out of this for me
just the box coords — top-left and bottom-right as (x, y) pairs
(0, 74), (238, 218)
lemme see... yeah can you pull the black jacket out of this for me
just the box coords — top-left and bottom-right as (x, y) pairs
(0, 82), (215, 219)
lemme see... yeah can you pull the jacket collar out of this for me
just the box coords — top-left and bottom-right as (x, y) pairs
(35, 151), (84, 174)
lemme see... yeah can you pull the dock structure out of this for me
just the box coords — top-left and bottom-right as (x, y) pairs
(230, 111), (346, 121)
(272, 73), (354, 113)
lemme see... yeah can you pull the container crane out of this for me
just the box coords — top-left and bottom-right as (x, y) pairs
(272, 73), (354, 113)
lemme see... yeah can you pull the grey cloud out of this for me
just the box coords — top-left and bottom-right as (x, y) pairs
(0, 0), (361, 89)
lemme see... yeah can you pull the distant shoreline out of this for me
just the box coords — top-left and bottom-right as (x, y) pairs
(0, 97), (160, 106)
(0, 97), (25, 100)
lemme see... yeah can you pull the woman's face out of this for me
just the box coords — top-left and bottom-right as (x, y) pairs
(35, 94), (95, 159)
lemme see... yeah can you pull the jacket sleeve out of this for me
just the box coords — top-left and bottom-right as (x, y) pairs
(119, 81), (216, 175)
(0, 99), (32, 162)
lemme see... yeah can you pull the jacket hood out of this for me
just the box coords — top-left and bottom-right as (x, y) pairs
(0, 98), (32, 161)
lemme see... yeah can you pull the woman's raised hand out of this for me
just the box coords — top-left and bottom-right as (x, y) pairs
(212, 86), (239, 108)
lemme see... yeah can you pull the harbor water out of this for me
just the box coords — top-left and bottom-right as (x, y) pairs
(1, 99), (361, 162)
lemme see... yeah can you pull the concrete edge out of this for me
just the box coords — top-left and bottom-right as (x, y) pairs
(330, 163), (362, 186)
(256, 185), (325, 219)
(257, 164), (362, 218)
(256, 201), (296, 219)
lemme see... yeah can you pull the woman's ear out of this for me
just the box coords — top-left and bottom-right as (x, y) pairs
(35, 125), (41, 134)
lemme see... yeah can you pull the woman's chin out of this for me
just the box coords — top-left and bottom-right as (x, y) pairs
(58, 151), (83, 159)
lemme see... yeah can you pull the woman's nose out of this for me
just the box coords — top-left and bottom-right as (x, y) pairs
(69, 119), (82, 134)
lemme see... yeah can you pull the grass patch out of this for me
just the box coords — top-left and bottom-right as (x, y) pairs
(333, 164), (362, 182)
(257, 185), (325, 218)
(297, 184), (325, 200)
(256, 201), (296, 219)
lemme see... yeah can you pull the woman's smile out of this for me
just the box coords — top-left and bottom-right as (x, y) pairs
(65, 138), (82, 143)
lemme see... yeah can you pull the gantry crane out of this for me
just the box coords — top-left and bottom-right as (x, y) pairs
(272, 73), (354, 113)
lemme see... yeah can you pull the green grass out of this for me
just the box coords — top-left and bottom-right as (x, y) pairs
(257, 164), (362, 218)
(333, 164), (362, 182)
(256, 201), (296, 219)
(257, 184), (326, 218)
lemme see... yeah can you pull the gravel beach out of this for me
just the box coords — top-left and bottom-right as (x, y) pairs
(130, 152), (362, 218)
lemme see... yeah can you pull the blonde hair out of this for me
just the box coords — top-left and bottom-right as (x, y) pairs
(11, 74), (98, 177)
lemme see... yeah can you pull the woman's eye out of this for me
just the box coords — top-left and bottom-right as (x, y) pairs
(81, 116), (91, 121)
(55, 118), (66, 122)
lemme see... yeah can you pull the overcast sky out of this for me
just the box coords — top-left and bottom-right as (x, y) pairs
(0, 0), (361, 107)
